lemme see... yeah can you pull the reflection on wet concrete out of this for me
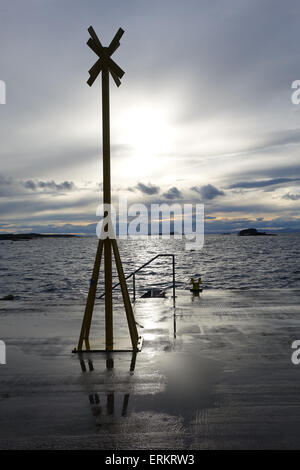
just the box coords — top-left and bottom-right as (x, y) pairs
(134, 353), (221, 422)
(173, 311), (176, 339)
(2, 289), (300, 448)
(78, 352), (137, 424)
(77, 322), (220, 427)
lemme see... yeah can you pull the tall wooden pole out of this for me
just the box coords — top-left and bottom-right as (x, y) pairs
(74, 27), (141, 353)
(102, 62), (113, 350)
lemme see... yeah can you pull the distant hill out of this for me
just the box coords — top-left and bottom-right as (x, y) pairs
(238, 228), (277, 236)
(0, 233), (77, 241)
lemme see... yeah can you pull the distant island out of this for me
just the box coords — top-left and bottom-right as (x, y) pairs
(238, 228), (277, 236)
(0, 233), (77, 241)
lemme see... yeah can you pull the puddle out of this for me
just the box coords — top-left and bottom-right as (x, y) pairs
(132, 352), (222, 421)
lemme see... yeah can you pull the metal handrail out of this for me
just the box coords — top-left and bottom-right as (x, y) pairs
(98, 254), (175, 301)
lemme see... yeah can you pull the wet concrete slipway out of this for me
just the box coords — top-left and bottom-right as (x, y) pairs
(1, 288), (300, 449)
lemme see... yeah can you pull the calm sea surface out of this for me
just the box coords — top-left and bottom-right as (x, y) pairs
(0, 234), (299, 301)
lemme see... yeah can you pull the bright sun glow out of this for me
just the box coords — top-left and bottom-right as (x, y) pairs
(117, 105), (174, 178)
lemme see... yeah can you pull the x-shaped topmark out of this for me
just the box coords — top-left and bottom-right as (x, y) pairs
(87, 26), (125, 87)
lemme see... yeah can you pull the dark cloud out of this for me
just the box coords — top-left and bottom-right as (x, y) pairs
(23, 180), (36, 190)
(0, 175), (76, 198)
(229, 177), (300, 189)
(0, 193), (98, 220)
(23, 180), (75, 192)
(227, 164), (300, 184)
(206, 202), (280, 214)
(0, 174), (12, 185)
(136, 182), (160, 195)
(162, 187), (183, 200)
(282, 193), (300, 201)
(191, 184), (224, 200)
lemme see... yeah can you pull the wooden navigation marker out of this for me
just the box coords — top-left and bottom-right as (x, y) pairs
(74, 27), (141, 353)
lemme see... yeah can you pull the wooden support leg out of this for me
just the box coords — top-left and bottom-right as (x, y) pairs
(111, 239), (139, 350)
(104, 238), (113, 350)
(77, 239), (104, 350)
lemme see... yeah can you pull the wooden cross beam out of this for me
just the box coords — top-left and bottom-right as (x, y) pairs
(87, 26), (125, 87)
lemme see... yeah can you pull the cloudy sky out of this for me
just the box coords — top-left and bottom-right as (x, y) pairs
(1, 0), (300, 233)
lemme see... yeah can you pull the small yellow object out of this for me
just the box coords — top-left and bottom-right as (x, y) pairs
(190, 277), (202, 290)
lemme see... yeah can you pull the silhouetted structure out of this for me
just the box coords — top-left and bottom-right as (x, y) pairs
(74, 27), (140, 352)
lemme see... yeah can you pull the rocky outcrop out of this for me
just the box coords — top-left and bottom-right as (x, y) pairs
(238, 228), (276, 236)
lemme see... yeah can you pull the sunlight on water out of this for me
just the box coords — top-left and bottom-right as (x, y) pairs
(0, 234), (299, 301)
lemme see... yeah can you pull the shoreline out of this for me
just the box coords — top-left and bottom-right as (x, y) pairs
(0, 233), (78, 241)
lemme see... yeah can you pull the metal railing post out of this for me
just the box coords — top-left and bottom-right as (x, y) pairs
(98, 253), (176, 300)
(172, 255), (176, 299)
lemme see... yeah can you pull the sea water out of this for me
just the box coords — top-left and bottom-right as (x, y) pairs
(0, 234), (299, 302)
